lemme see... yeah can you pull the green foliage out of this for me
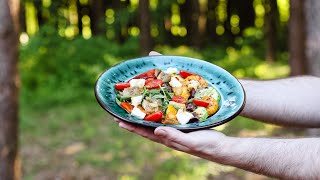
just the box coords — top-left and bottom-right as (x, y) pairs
(20, 25), (289, 179)
(20, 26), (139, 106)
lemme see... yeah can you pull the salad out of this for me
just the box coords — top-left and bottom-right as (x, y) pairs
(114, 68), (220, 125)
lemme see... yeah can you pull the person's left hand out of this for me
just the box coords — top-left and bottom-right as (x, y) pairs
(115, 119), (227, 162)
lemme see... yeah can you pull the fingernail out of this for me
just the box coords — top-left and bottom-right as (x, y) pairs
(119, 122), (127, 129)
(119, 122), (133, 131)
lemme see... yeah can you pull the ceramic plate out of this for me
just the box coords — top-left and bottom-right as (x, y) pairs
(95, 56), (245, 131)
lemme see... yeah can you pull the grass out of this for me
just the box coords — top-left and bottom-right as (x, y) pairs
(20, 91), (272, 179)
(19, 31), (289, 179)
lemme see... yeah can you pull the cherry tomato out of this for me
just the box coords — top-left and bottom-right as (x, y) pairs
(134, 69), (156, 79)
(193, 99), (210, 107)
(171, 96), (187, 104)
(180, 70), (195, 79)
(120, 102), (134, 113)
(115, 82), (130, 90)
(145, 79), (163, 89)
(144, 111), (163, 122)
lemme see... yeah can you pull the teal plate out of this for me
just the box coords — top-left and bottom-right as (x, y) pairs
(95, 56), (245, 132)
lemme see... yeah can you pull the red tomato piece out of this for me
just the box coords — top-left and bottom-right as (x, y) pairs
(134, 69), (156, 80)
(171, 96), (187, 104)
(120, 102), (134, 113)
(180, 70), (195, 79)
(193, 99), (210, 107)
(145, 79), (163, 89)
(144, 111), (163, 122)
(115, 82), (130, 90)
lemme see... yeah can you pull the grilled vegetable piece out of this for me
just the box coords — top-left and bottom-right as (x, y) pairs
(115, 82), (130, 90)
(142, 97), (162, 114)
(196, 87), (220, 102)
(184, 75), (208, 87)
(194, 107), (208, 121)
(133, 69), (156, 79)
(169, 101), (186, 110)
(163, 105), (178, 124)
(145, 79), (163, 89)
(179, 70), (194, 78)
(190, 88), (196, 98)
(171, 96), (187, 104)
(202, 96), (219, 115)
(122, 87), (144, 97)
(157, 71), (171, 83)
(193, 99), (210, 107)
(144, 111), (163, 122)
(172, 87), (190, 100)
(186, 103), (196, 112)
(121, 102), (134, 113)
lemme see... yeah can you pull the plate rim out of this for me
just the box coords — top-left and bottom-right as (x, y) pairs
(94, 55), (246, 131)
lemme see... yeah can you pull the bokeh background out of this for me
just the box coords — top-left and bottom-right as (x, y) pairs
(6, 0), (313, 179)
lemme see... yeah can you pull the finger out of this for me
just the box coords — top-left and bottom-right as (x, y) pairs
(161, 139), (191, 152)
(119, 122), (192, 152)
(149, 51), (162, 56)
(154, 127), (196, 149)
(118, 121), (162, 143)
(113, 118), (121, 122)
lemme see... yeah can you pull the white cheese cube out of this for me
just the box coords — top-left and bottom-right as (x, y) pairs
(169, 76), (182, 87)
(188, 80), (200, 90)
(176, 109), (194, 125)
(166, 67), (179, 74)
(131, 95), (143, 106)
(129, 79), (146, 88)
(131, 106), (146, 119)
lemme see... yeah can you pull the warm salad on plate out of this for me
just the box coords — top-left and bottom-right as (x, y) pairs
(114, 68), (220, 125)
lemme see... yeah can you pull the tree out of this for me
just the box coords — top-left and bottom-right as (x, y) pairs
(265, 0), (279, 63)
(305, 0), (320, 76)
(0, 0), (20, 179)
(184, 0), (201, 48)
(90, 0), (105, 35)
(289, 0), (306, 75)
(139, 0), (152, 55)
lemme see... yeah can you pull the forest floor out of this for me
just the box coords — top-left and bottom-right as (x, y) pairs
(20, 95), (306, 180)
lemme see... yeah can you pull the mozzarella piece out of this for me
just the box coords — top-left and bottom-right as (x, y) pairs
(166, 67), (179, 74)
(169, 76), (182, 87)
(176, 109), (194, 125)
(188, 80), (200, 90)
(131, 106), (146, 119)
(129, 79), (146, 88)
(131, 95), (143, 106)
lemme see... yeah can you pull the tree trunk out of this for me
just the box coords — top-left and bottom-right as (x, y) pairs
(139, 0), (152, 55)
(185, 0), (201, 48)
(305, 0), (320, 76)
(206, 0), (218, 42)
(289, 0), (307, 75)
(0, 0), (20, 179)
(265, 0), (278, 63)
(90, 0), (105, 35)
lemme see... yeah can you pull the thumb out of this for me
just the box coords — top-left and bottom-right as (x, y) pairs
(154, 127), (195, 148)
(149, 51), (162, 56)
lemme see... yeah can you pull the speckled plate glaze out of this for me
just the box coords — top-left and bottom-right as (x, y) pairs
(95, 56), (245, 131)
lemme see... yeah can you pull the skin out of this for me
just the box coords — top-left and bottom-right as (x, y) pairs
(115, 51), (320, 179)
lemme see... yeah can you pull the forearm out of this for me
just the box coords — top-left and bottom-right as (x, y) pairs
(208, 136), (320, 179)
(239, 76), (320, 127)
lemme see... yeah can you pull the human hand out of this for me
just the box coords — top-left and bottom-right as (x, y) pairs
(114, 50), (227, 160)
(115, 119), (226, 161)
